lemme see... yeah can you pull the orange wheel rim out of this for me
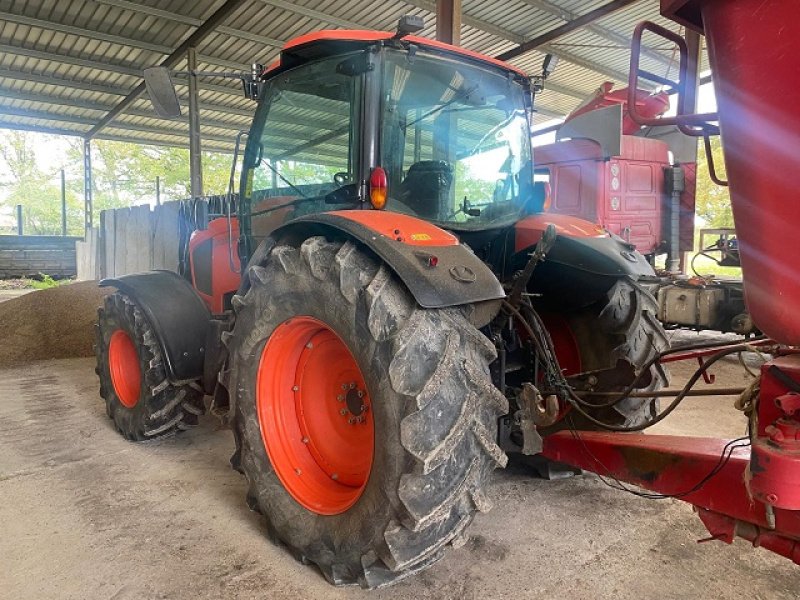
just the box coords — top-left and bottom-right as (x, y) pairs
(257, 316), (374, 515)
(108, 329), (141, 408)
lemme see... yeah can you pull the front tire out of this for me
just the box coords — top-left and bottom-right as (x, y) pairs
(228, 237), (508, 588)
(95, 292), (204, 440)
(542, 278), (669, 429)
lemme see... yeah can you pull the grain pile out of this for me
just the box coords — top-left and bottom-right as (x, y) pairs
(0, 281), (111, 367)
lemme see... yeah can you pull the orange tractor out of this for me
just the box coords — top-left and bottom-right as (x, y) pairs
(95, 3), (800, 586)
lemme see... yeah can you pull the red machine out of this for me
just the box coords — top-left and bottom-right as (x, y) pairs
(542, 0), (800, 566)
(535, 83), (696, 259)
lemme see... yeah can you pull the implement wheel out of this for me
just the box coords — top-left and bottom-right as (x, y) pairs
(95, 292), (205, 440)
(228, 237), (508, 588)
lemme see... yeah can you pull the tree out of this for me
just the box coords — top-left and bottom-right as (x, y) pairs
(0, 128), (243, 234)
(0, 131), (83, 235)
(694, 135), (733, 228)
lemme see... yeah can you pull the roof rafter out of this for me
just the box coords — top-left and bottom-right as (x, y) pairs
(0, 106), (237, 144)
(86, 0), (250, 138)
(0, 87), (254, 121)
(497, 0), (638, 61)
(0, 69), (244, 101)
(0, 11), (245, 71)
(519, 0), (672, 68)
(0, 120), (232, 152)
(93, 0), (284, 48)
(401, 0), (636, 83)
(0, 92), (248, 131)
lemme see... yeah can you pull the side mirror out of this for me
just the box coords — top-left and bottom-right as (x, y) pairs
(542, 54), (559, 78)
(143, 67), (182, 119)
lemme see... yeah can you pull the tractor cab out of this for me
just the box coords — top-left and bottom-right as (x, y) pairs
(239, 29), (537, 257)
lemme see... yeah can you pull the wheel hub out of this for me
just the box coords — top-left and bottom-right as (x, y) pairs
(108, 329), (141, 408)
(344, 385), (368, 419)
(257, 316), (375, 515)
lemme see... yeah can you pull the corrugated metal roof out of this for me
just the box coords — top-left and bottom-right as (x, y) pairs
(0, 0), (706, 150)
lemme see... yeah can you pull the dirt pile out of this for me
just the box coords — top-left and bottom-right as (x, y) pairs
(0, 281), (111, 367)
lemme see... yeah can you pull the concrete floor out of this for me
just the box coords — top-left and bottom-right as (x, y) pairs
(0, 288), (32, 303)
(1, 353), (798, 599)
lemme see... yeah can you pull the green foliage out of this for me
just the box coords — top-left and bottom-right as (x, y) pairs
(0, 130), (236, 235)
(0, 131), (83, 235)
(27, 274), (61, 289)
(694, 136), (733, 228)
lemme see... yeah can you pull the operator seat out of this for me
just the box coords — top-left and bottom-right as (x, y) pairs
(398, 160), (454, 220)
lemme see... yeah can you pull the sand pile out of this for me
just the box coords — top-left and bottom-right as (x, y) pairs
(0, 281), (111, 367)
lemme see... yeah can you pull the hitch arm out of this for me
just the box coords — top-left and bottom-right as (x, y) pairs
(541, 431), (800, 564)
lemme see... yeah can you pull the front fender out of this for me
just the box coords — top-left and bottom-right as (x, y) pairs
(265, 210), (505, 309)
(515, 213), (654, 278)
(514, 213), (656, 309)
(100, 270), (211, 382)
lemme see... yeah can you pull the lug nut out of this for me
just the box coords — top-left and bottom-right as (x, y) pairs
(301, 437), (309, 444)
(339, 408), (348, 416)
(292, 385), (299, 392)
(348, 417), (355, 424)
(349, 382), (355, 389)
(306, 342), (313, 349)
(357, 391), (364, 398)
(341, 384), (347, 390)
(295, 468), (302, 475)
(337, 395), (344, 401)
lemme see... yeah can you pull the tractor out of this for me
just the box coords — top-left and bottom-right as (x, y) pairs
(95, 17), (670, 587)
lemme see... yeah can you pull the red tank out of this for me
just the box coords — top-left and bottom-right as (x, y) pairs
(665, 0), (800, 344)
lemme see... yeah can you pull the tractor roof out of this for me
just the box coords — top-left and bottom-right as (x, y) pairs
(263, 30), (528, 80)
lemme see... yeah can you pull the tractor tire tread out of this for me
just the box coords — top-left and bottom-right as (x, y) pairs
(230, 236), (507, 588)
(95, 291), (204, 441)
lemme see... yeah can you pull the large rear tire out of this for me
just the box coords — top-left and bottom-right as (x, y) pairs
(95, 292), (205, 440)
(228, 237), (508, 588)
(544, 278), (669, 428)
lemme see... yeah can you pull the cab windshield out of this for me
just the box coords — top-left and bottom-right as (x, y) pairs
(380, 49), (533, 229)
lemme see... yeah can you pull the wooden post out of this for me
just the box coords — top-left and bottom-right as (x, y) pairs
(436, 0), (461, 45)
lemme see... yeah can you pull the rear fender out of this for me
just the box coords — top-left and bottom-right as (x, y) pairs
(100, 270), (211, 382)
(244, 210), (505, 310)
